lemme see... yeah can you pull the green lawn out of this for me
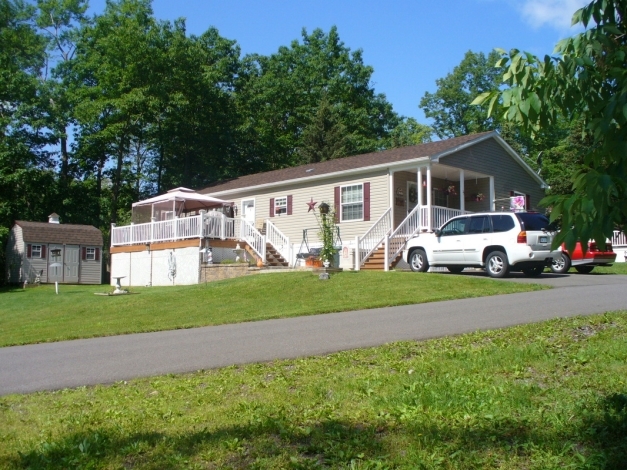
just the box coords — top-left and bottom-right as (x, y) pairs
(1, 312), (625, 469)
(0, 270), (548, 347)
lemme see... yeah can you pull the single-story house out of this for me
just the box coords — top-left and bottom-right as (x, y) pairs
(111, 132), (546, 285)
(6, 213), (104, 285)
(198, 131), (548, 269)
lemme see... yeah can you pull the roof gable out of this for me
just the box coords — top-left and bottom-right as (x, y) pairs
(15, 221), (103, 246)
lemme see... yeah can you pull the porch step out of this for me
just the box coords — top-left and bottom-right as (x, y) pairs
(265, 243), (288, 267)
(361, 246), (403, 271)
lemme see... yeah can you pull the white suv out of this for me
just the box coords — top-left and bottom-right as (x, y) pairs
(402, 212), (559, 278)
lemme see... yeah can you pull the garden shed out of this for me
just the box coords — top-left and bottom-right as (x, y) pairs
(5, 213), (104, 285)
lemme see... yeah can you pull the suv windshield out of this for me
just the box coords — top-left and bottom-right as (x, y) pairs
(516, 213), (550, 231)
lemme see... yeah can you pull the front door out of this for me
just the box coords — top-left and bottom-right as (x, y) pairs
(48, 244), (64, 283)
(242, 199), (255, 224)
(64, 245), (79, 283)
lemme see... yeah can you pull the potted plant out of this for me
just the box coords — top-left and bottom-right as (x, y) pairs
(475, 192), (484, 202)
(445, 184), (457, 196)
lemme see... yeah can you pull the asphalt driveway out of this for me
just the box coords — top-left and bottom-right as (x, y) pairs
(1, 272), (626, 396)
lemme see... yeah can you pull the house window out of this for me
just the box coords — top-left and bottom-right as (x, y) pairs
(31, 245), (42, 258)
(86, 248), (96, 260)
(274, 196), (287, 215)
(341, 184), (363, 221)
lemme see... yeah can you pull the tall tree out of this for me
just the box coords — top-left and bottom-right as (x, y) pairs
(236, 27), (399, 172)
(69, 0), (158, 226)
(386, 117), (433, 148)
(420, 50), (502, 139)
(474, 0), (627, 248)
(298, 93), (348, 164)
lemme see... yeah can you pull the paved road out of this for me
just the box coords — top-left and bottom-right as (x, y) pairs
(1, 273), (626, 396)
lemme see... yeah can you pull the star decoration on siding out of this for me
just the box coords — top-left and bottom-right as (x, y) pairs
(306, 198), (317, 212)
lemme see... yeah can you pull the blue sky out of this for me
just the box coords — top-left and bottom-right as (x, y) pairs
(89, 0), (588, 123)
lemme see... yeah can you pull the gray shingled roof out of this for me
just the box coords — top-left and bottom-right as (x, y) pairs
(200, 132), (494, 194)
(16, 221), (103, 246)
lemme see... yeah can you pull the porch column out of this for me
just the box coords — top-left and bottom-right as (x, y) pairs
(459, 169), (465, 213)
(426, 164), (432, 230)
(417, 168), (423, 207)
(389, 170), (395, 213)
(489, 176), (495, 211)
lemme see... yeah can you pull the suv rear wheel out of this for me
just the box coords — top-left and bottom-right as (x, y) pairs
(550, 253), (571, 274)
(486, 251), (510, 278)
(409, 249), (429, 272)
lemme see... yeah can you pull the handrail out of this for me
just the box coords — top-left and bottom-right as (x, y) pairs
(388, 204), (422, 263)
(355, 208), (392, 269)
(239, 218), (266, 262)
(265, 219), (291, 264)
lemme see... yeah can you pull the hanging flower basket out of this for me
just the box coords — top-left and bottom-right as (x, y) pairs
(445, 185), (457, 196)
(475, 193), (484, 202)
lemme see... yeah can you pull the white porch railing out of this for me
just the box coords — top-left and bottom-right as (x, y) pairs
(239, 218), (266, 261)
(203, 211), (235, 240)
(265, 219), (291, 264)
(421, 206), (471, 231)
(355, 208), (392, 270)
(111, 215), (205, 246)
(387, 204), (422, 268)
(612, 230), (627, 247)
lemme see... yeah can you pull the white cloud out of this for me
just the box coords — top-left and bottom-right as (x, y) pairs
(520, 0), (589, 30)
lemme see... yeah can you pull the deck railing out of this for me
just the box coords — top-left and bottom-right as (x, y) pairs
(612, 230), (627, 247)
(355, 208), (391, 270)
(265, 219), (291, 264)
(420, 206), (471, 231)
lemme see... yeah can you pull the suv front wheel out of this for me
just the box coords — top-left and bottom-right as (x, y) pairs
(409, 249), (429, 272)
(485, 251), (510, 278)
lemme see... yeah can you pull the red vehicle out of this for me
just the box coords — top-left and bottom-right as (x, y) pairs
(550, 240), (616, 274)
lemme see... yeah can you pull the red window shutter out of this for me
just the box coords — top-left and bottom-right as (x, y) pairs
(287, 195), (293, 215)
(95, 248), (100, 261)
(82, 247), (87, 261)
(334, 186), (340, 223)
(269, 198), (275, 217)
(526, 194), (531, 211)
(27, 244), (32, 258)
(41, 245), (46, 259)
(363, 182), (371, 221)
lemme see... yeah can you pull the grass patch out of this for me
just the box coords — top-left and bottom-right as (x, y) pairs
(1, 312), (626, 469)
(577, 262), (627, 275)
(0, 271), (547, 347)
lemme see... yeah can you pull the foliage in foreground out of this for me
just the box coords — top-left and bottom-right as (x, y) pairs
(475, 0), (627, 249)
(1, 312), (626, 469)
(0, 271), (547, 346)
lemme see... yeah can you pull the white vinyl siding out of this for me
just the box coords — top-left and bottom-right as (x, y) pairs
(341, 184), (363, 221)
(210, 169), (389, 245)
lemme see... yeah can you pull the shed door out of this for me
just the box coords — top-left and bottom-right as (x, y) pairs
(64, 245), (79, 283)
(48, 244), (64, 283)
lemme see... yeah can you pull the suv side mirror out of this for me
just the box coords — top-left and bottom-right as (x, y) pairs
(434, 229), (441, 237)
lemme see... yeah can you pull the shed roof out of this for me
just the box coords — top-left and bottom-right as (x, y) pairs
(15, 221), (103, 246)
(200, 132), (495, 195)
